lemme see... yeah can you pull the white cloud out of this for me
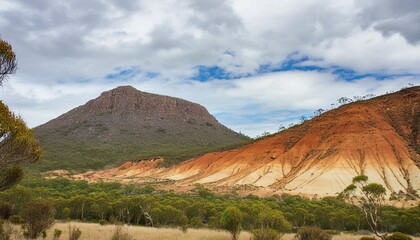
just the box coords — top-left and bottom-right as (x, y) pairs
(0, 0), (420, 137)
(2, 70), (418, 137)
(310, 29), (420, 73)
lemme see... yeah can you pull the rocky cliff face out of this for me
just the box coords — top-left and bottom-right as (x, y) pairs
(34, 86), (250, 171)
(81, 87), (420, 197)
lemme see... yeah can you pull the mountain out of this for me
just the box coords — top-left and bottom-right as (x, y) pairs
(80, 87), (420, 197)
(34, 86), (250, 172)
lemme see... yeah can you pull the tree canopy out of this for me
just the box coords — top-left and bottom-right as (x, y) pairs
(0, 39), (42, 191)
(341, 175), (388, 240)
(0, 39), (17, 85)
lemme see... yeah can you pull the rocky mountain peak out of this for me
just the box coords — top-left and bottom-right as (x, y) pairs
(34, 86), (250, 171)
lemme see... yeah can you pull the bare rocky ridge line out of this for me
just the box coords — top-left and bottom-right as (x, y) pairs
(75, 87), (420, 198)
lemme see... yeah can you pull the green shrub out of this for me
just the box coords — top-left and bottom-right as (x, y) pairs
(220, 206), (243, 240)
(22, 200), (55, 239)
(189, 217), (203, 228)
(295, 226), (332, 240)
(8, 215), (23, 224)
(61, 207), (71, 221)
(99, 220), (107, 225)
(41, 230), (47, 239)
(53, 228), (62, 240)
(0, 202), (12, 220)
(68, 225), (82, 240)
(360, 237), (376, 240)
(386, 232), (412, 240)
(251, 228), (282, 240)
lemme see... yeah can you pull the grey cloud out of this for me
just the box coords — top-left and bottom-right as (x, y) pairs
(357, 0), (420, 44)
(187, 0), (243, 33)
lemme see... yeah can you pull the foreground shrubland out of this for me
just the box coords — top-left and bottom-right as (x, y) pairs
(0, 178), (418, 239)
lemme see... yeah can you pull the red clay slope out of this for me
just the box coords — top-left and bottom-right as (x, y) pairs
(81, 87), (420, 196)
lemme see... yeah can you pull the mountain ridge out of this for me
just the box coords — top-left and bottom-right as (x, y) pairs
(78, 87), (420, 197)
(34, 86), (250, 172)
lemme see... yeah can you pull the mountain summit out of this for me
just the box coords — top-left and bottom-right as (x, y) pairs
(34, 86), (250, 171)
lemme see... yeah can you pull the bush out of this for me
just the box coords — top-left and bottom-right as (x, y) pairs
(41, 230), (47, 239)
(251, 228), (281, 240)
(386, 232), (412, 240)
(0, 202), (12, 220)
(110, 225), (133, 240)
(99, 220), (107, 225)
(21, 200), (55, 239)
(360, 237), (376, 240)
(295, 226), (332, 240)
(68, 225), (82, 240)
(220, 206), (243, 240)
(189, 217), (203, 228)
(61, 208), (70, 221)
(8, 215), (23, 224)
(53, 229), (62, 240)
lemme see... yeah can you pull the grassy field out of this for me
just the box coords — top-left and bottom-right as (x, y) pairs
(26, 222), (418, 240)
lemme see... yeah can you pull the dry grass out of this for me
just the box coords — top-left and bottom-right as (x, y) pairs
(39, 222), (251, 240)
(29, 222), (419, 240)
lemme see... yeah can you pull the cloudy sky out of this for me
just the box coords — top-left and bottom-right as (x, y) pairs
(1, 0), (419, 137)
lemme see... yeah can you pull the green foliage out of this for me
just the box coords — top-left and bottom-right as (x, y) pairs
(21, 200), (55, 239)
(0, 177), (417, 236)
(68, 225), (82, 240)
(0, 48), (40, 190)
(99, 220), (107, 225)
(189, 217), (204, 228)
(34, 120), (251, 173)
(251, 228), (282, 240)
(342, 175), (388, 240)
(53, 229), (62, 240)
(360, 237), (376, 240)
(194, 184), (214, 199)
(362, 183), (386, 198)
(0, 202), (12, 220)
(0, 166), (24, 192)
(353, 175), (369, 183)
(295, 226), (332, 240)
(0, 101), (42, 191)
(386, 232), (412, 240)
(257, 209), (291, 233)
(0, 39), (17, 84)
(8, 215), (23, 224)
(61, 208), (71, 221)
(220, 206), (243, 240)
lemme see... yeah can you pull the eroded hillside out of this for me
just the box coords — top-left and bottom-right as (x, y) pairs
(76, 87), (420, 197)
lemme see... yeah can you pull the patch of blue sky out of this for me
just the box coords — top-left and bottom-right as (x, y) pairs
(191, 65), (235, 81)
(242, 114), (267, 123)
(105, 66), (159, 81)
(106, 67), (140, 81)
(191, 51), (419, 83)
(144, 71), (159, 79)
(330, 67), (419, 81)
(258, 52), (324, 74)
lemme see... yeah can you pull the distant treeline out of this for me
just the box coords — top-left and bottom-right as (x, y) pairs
(0, 177), (418, 235)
